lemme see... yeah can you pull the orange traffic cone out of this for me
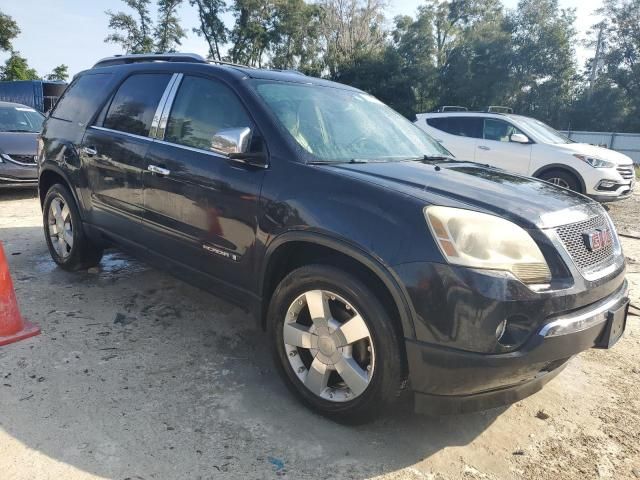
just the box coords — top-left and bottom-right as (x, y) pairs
(0, 242), (40, 346)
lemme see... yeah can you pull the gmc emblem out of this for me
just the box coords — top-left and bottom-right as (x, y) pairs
(583, 228), (612, 252)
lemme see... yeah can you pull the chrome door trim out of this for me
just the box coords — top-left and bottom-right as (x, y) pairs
(156, 73), (183, 140)
(150, 73), (180, 138)
(89, 125), (154, 143)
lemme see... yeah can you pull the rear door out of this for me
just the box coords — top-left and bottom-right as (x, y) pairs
(475, 118), (533, 174)
(142, 74), (266, 290)
(425, 116), (482, 161)
(80, 73), (172, 242)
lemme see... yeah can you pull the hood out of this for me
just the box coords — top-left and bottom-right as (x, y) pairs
(0, 132), (38, 156)
(326, 160), (603, 229)
(553, 142), (633, 166)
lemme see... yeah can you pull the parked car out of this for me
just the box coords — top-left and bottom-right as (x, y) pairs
(39, 54), (628, 422)
(0, 101), (44, 188)
(415, 111), (636, 202)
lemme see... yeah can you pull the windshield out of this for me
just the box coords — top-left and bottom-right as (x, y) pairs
(255, 81), (450, 162)
(0, 105), (44, 133)
(513, 116), (571, 144)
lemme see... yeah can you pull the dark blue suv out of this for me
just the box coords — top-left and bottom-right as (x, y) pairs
(38, 53), (629, 423)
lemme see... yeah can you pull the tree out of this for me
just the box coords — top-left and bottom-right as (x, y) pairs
(228, 0), (274, 66)
(155, 0), (186, 52)
(0, 51), (39, 81)
(105, 0), (155, 53)
(506, 0), (578, 126)
(190, 0), (228, 60)
(0, 10), (19, 52)
(318, 0), (387, 78)
(46, 64), (69, 82)
(268, 0), (324, 75)
(577, 0), (640, 132)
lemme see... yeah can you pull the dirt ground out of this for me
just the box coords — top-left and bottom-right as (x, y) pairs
(0, 188), (638, 480)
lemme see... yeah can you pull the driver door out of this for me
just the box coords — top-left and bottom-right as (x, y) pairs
(142, 75), (266, 290)
(475, 118), (533, 174)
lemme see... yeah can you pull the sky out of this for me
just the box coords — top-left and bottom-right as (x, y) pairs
(0, 0), (604, 79)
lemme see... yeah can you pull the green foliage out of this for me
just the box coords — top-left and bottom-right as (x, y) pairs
(155, 0), (186, 52)
(105, 0), (155, 53)
(105, 0), (186, 53)
(190, 0), (228, 60)
(0, 51), (39, 81)
(46, 64), (69, 82)
(0, 10), (19, 52)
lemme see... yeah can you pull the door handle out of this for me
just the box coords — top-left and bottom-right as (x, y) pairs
(82, 146), (98, 156)
(478, 145), (490, 151)
(148, 164), (170, 176)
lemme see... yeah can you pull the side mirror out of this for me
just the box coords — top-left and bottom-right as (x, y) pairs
(211, 127), (252, 155)
(510, 133), (530, 144)
(211, 127), (268, 168)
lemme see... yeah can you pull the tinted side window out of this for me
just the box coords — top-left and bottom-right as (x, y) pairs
(165, 76), (251, 151)
(51, 73), (112, 124)
(483, 119), (525, 142)
(103, 74), (171, 136)
(427, 117), (481, 138)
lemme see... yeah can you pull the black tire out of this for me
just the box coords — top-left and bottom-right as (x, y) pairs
(267, 264), (407, 423)
(43, 183), (103, 271)
(538, 169), (582, 192)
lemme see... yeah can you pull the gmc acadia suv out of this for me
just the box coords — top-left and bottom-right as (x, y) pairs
(38, 53), (629, 423)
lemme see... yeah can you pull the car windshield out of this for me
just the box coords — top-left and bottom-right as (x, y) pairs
(513, 116), (571, 144)
(0, 105), (45, 133)
(255, 81), (450, 162)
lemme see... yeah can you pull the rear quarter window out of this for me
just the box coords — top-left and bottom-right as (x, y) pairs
(51, 73), (112, 125)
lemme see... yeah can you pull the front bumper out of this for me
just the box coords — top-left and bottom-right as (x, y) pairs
(406, 279), (628, 414)
(0, 161), (38, 188)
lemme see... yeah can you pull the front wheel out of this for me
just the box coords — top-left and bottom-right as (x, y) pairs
(538, 169), (581, 192)
(43, 183), (103, 271)
(267, 264), (407, 423)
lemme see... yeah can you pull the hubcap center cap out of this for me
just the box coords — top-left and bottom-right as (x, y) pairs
(317, 335), (336, 356)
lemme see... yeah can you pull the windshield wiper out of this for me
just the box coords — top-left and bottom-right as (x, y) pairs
(3, 129), (35, 133)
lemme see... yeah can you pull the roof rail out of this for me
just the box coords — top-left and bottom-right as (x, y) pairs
(93, 53), (208, 68)
(483, 106), (513, 114)
(206, 59), (256, 69)
(433, 106), (468, 113)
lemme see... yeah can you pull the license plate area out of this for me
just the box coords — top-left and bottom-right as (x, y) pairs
(595, 301), (629, 349)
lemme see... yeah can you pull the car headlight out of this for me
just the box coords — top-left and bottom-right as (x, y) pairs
(424, 206), (551, 284)
(573, 154), (614, 169)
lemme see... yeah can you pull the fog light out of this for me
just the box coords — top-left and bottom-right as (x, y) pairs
(600, 181), (616, 188)
(495, 319), (507, 341)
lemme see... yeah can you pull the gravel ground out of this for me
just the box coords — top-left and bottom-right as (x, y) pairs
(0, 188), (638, 480)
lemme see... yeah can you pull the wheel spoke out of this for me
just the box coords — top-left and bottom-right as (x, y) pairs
(304, 358), (330, 395)
(283, 322), (314, 348)
(61, 204), (70, 222)
(305, 290), (330, 329)
(335, 356), (369, 396)
(57, 237), (67, 256)
(51, 200), (62, 221)
(333, 313), (369, 347)
(62, 228), (73, 247)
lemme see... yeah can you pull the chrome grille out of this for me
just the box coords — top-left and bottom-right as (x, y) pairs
(555, 215), (615, 272)
(4, 154), (37, 165)
(617, 166), (634, 180)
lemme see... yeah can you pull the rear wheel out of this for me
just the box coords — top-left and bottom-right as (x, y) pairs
(538, 169), (581, 192)
(43, 184), (103, 271)
(267, 264), (406, 423)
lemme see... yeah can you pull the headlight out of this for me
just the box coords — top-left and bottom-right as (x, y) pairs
(424, 206), (551, 284)
(573, 153), (614, 169)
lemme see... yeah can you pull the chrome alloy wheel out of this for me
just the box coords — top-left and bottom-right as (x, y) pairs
(283, 290), (375, 402)
(47, 196), (73, 259)
(548, 177), (570, 189)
